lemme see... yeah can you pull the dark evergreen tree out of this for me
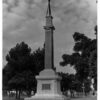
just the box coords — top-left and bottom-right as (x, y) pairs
(3, 42), (45, 98)
(60, 26), (97, 92)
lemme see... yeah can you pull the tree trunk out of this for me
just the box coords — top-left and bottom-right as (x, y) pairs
(18, 90), (21, 99)
(15, 90), (18, 99)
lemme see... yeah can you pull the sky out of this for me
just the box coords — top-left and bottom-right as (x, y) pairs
(3, 0), (97, 74)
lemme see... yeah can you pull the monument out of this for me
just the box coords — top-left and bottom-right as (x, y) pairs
(25, 0), (67, 100)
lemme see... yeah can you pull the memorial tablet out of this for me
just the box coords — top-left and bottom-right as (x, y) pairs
(42, 84), (51, 90)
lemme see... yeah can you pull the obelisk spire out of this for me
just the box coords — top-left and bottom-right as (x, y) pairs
(44, 0), (55, 69)
(45, 0), (54, 27)
(46, 0), (51, 16)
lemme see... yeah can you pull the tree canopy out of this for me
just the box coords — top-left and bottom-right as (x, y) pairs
(60, 26), (97, 90)
(3, 42), (44, 98)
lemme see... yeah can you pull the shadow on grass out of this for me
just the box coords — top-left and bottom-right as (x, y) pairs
(3, 96), (25, 100)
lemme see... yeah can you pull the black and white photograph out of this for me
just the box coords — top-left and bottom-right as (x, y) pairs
(2, 0), (97, 100)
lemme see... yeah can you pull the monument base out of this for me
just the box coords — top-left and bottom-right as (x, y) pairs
(25, 94), (67, 100)
(24, 69), (68, 100)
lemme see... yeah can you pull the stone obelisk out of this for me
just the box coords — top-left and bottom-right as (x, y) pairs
(25, 0), (67, 100)
(44, 0), (55, 70)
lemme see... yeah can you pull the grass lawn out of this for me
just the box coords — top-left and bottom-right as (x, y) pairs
(3, 95), (26, 100)
(3, 95), (97, 100)
(71, 96), (97, 100)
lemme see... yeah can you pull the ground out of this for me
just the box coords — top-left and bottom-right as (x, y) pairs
(71, 96), (97, 100)
(3, 95), (97, 100)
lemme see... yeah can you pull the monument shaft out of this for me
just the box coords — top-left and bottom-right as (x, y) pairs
(44, 18), (54, 69)
(44, 0), (55, 69)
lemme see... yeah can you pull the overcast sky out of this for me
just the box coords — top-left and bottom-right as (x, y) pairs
(3, 0), (97, 74)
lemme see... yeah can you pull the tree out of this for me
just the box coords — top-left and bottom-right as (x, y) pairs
(60, 73), (71, 92)
(60, 26), (97, 91)
(84, 79), (91, 95)
(8, 71), (37, 98)
(32, 47), (45, 75)
(59, 72), (83, 97)
(3, 42), (45, 99)
(60, 32), (92, 82)
(3, 42), (34, 99)
(88, 26), (97, 90)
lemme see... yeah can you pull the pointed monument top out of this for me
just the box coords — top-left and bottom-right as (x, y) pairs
(46, 0), (52, 17)
(44, 0), (55, 29)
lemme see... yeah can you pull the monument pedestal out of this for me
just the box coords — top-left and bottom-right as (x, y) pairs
(24, 69), (67, 100)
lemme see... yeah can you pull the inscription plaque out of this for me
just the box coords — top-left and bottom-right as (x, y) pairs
(42, 84), (51, 90)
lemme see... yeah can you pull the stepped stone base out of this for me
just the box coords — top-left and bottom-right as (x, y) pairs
(25, 94), (67, 100)
(24, 69), (68, 100)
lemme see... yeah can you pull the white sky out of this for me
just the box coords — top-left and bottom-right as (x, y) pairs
(3, 0), (97, 74)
